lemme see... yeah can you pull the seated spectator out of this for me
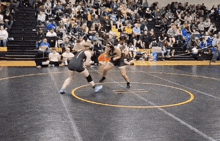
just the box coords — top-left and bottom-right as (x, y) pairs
(92, 14), (101, 31)
(72, 39), (83, 53)
(44, 0), (52, 12)
(175, 25), (184, 44)
(198, 18), (205, 35)
(149, 29), (158, 48)
(102, 15), (111, 32)
(144, 8), (152, 20)
(61, 47), (74, 66)
(160, 17), (168, 32)
(56, 21), (66, 39)
(187, 36), (200, 52)
(167, 23), (176, 45)
(37, 11), (46, 25)
(207, 33), (214, 47)
(49, 48), (61, 67)
(165, 9), (175, 20)
(133, 23), (141, 47)
(60, 0), (66, 5)
(160, 40), (169, 60)
(191, 46), (199, 59)
(154, 8), (161, 24)
(110, 0), (119, 12)
(60, 36), (72, 50)
(191, 28), (201, 40)
(45, 21), (57, 31)
(183, 33), (192, 51)
(194, 37), (201, 47)
(127, 42), (137, 59)
(88, 25), (97, 40)
(54, 2), (64, 14)
(141, 30), (151, 48)
(123, 23), (133, 44)
(140, 18), (148, 33)
(81, 23), (89, 35)
(35, 38), (51, 68)
(39, 38), (50, 52)
(115, 18), (123, 32)
(4, 10), (13, 29)
(164, 40), (174, 57)
(199, 37), (208, 49)
(212, 33), (220, 62)
(35, 0), (44, 13)
(208, 23), (217, 35)
(184, 12), (193, 24)
(204, 17), (211, 31)
(37, 28), (46, 41)
(158, 31), (167, 48)
(93, 40), (103, 65)
(46, 29), (57, 37)
(120, 4), (128, 19)
(0, 26), (8, 47)
(174, 19), (181, 27)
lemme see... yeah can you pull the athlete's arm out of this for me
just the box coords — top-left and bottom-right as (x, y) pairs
(112, 47), (121, 61)
(84, 51), (91, 66)
(104, 46), (111, 58)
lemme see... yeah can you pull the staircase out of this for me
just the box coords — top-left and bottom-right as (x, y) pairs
(148, 20), (196, 60)
(6, 4), (38, 59)
(169, 43), (195, 60)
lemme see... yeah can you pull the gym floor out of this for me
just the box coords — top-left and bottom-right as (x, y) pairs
(0, 65), (220, 141)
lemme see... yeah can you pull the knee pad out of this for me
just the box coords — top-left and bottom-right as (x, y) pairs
(86, 75), (93, 82)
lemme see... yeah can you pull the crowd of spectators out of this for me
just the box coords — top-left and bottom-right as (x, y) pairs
(34, 0), (220, 67)
(0, 1), (18, 47)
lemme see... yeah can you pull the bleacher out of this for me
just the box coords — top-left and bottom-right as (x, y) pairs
(5, 4), (38, 59)
(0, 1), (219, 63)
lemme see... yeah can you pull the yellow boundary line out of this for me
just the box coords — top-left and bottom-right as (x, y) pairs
(72, 82), (195, 109)
(0, 71), (65, 81)
(0, 70), (219, 109)
(134, 61), (220, 66)
(0, 68), (204, 82)
(0, 47), (7, 52)
(0, 60), (220, 66)
(0, 61), (36, 67)
(0, 70), (219, 81)
(143, 71), (220, 81)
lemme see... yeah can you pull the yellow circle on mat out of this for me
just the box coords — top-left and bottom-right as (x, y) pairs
(72, 82), (195, 109)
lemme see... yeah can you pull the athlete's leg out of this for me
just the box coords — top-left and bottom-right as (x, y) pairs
(119, 66), (130, 88)
(99, 61), (114, 82)
(80, 68), (103, 92)
(60, 71), (76, 94)
(80, 68), (95, 87)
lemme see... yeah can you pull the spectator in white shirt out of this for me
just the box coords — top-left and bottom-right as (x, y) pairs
(37, 11), (46, 24)
(61, 47), (74, 66)
(49, 48), (61, 66)
(46, 29), (57, 37)
(0, 26), (8, 47)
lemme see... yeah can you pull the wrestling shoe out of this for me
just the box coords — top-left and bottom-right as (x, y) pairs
(99, 77), (106, 83)
(60, 89), (66, 94)
(95, 85), (103, 93)
(126, 82), (131, 89)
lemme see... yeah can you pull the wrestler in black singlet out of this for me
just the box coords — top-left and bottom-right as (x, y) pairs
(109, 46), (125, 67)
(68, 50), (87, 72)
